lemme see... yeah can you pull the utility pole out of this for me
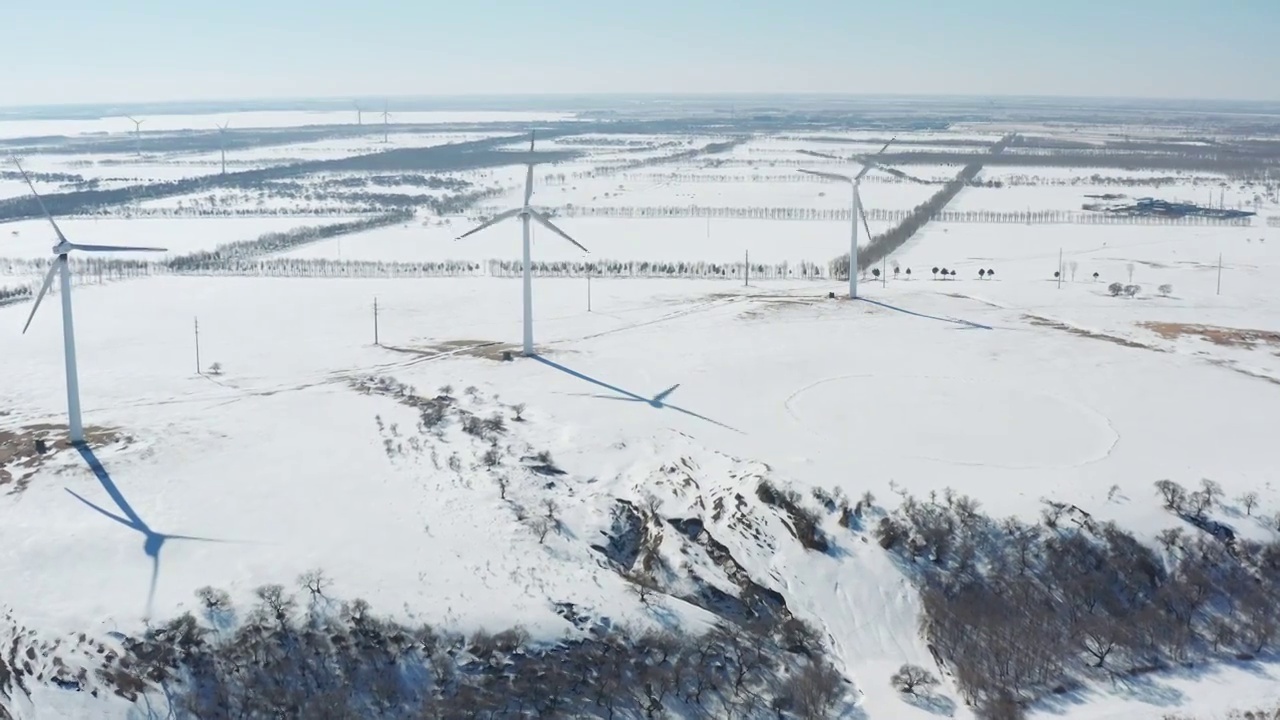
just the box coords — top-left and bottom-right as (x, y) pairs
(882, 257), (887, 288)
(373, 297), (380, 345)
(194, 317), (201, 374)
(1217, 254), (1223, 295)
(1057, 248), (1063, 290)
(744, 250), (749, 287)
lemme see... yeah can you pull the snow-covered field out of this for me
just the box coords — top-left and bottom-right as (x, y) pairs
(2, 118), (1280, 719)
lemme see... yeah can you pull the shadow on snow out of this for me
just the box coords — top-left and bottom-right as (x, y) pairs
(65, 444), (231, 619)
(858, 297), (994, 330)
(532, 356), (742, 433)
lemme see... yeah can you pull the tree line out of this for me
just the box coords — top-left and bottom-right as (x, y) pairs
(872, 481), (1279, 718)
(538, 204), (1251, 227)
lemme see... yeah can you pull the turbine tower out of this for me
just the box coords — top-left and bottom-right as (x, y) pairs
(799, 139), (930, 298)
(12, 159), (166, 443)
(381, 100), (391, 143)
(456, 131), (589, 356)
(354, 101), (363, 126)
(215, 121), (230, 175)
(125, 116), (144, 156)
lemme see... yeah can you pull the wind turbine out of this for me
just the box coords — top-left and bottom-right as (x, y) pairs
(12, 159), (166, 443)
(381, 100), (391, 143)
(215, 121), (230, 175)
(354, 101), (364, 126)
(456, 131), (589, 356)
(799, 138), (916, 299)
(124, 116), (144, 156)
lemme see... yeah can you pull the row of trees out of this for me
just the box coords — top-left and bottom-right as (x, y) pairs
(568, 138), (747, 179)
(544, 204), (1251, 227)
(0, 284), (32, 306)
(831, 134), (1014, 276)
(165, 211), (412, 272)
(599, 170), (1257, 191)
(872, 484), (1279, 718)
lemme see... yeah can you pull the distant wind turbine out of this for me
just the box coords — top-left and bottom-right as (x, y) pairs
(12, 159), (166, 443)
(799, 138), (920, 299)
(381, 100), (391, 143)
(354, 101), (364, 126)
(215, 121), (230, 175)
(124, 116), (144, 156)
(456, 131), (589, 356)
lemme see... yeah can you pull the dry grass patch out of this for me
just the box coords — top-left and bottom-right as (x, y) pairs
(1139, 322), (1280, 349)
(0, 424), (127, 495)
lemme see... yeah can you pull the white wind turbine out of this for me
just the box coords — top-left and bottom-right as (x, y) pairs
(125, 116), (145, 156)
(215, 121), (230, 175)
(456, 131), (588, 356)
(354, 101), (364, 126)
(13, 159), (167, 443)
(799, 138), (927, 299)
(381, 100), (391, 143)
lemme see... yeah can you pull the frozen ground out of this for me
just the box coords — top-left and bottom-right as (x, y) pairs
(3, 265), (1280, 718)
(2, 121), (1280, 719)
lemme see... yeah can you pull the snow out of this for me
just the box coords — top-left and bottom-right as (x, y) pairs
(3, 119), (1280, 719)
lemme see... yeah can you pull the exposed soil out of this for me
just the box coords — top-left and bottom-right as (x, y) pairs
(0, 424), (127, 496)
(1139, 322), (1280, 349)
(1024, 315), (1160, 350)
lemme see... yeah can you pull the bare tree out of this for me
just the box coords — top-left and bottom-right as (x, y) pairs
(298, 569), (331, 603)
(1200, 479), (1223, 508)
(1158, 283), (1173, 297)
(1238, 491), (1259, 516)
(890, 664), (939, 695)
(531, 517), (552, 544)
(1108, 281), (1124, 296)
(1155, 480), (1187, 510)
(511, 403), (527, 421)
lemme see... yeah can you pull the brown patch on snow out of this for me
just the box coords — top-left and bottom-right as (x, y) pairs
(1024, 315), (1159, 350)
(1138, 322), (1280, 349)
(0, 424), (128, 495)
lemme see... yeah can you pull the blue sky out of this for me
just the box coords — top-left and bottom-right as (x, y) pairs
(3, 0), (1277, 105)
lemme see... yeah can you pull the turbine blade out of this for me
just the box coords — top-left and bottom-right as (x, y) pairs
(860, 201), (873, 242)
(22, 260), (60, 334)
(456, 207), (521, 240)
(798, 168), (853, 184)
(67, 243), (167, 253)
(653, 384), (680, 403)
(855, 137), (896, 180)
(524, 165), (534, 206)
(530, 210), (589, 253)
(529, 129), (536, 153)
(12, 159), (70, 245)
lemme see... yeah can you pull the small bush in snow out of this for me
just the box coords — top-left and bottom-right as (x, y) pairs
(1123, 284), (1141, 298)
(1158, 283), (1173, 297)
(1108, 282), (1125, 296)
